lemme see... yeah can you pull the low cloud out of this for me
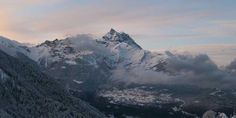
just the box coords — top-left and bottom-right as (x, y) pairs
(162, 44), (236, 66)
(164, 53), (235, 88)
(111, 52), (236, 88)
(227, 59), (236, 70)
(111, 66), (172, 85)
(63, 34), (113, 56)
(165, 53), (222, 79)
(226, 59), (236, 76)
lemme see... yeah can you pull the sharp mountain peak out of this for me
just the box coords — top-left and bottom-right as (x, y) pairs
(36, 28), (142, 49)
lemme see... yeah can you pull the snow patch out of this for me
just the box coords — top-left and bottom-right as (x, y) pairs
(73, 80), (83, 84)
(65, 60), (77, 65)
(0, 68), (9, 81)
(61, 66), (66, 69)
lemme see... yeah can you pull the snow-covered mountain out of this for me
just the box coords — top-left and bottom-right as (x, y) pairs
(25, 29), (167, 72)
(1, 29), (236, 118)
(0, 29), (231, 90)
(0, 29), (168, 74)
(0, 29), (167, 93)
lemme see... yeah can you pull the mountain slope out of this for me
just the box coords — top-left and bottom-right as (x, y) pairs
(0, 49), (105, 118)
(20, 29), (168, 95)
(0, 36), (29, 57)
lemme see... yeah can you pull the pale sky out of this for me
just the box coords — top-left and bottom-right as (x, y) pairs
(0, 0), (236, 65)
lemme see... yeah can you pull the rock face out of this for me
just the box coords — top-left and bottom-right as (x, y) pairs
(0, 50), (105, 118)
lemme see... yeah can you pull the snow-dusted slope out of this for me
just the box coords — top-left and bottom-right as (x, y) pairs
(0, 36), (29, 57)
(0, 49), (105, 118)
(28, 34), (110, 68)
